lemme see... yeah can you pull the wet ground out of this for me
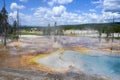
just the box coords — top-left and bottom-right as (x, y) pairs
(0, 68), (111, 80)
(0, 35), (120, 80)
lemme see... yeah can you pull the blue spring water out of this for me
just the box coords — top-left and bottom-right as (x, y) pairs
(61, 51), (120, 80)
(36, 50), (120, 80)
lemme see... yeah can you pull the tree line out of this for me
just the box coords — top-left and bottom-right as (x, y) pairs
(0, 4), (19, 47)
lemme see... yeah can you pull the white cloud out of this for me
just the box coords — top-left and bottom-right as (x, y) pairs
(9, 5), (104, 26)
(102, 0), (120, 22)
(92, 0), (120, 22)
(19, 0), (28, 2)
(92, 0), (120, 13)
(57, 0), (73, 4)
(48, 0), (73, 6)
(10, 3), (25, 10)
(52, 5), (66, 17)
(34, 7), (49, 16)
(92, 0), (103, 8)
(89, 9), (96, 12)
(9, 11), (18, 24)
(8, 0), (120, 26)
(92, 0), (103, 4)
(48, 0), (56, 6)
(102, 12), (120, 20)
(103, 0), (120, 13)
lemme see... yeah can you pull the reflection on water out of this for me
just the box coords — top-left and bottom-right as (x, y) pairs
(36, 50), (120, 80)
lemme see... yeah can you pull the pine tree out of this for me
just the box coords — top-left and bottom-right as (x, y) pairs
(0, 0), (9, 47)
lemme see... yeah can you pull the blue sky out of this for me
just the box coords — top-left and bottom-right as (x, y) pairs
(0, 0), (120, 26)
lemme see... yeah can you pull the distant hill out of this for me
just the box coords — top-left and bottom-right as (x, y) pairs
(20, 22), (120, 33)
(60, 22), (120, 30)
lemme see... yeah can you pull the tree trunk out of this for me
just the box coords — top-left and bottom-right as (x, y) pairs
(4, 27), (6, 47)
(112, 32), (114, 42)
(118, 33), (120, 38)
(99, 32), (101, 42)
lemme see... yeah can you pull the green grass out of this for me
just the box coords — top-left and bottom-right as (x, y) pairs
(21, 31), (41, 35)
(115, 37), (120, 40)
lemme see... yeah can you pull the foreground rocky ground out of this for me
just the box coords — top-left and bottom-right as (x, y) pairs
(0, 68), (111, 80)
(0, 35), (119, 80)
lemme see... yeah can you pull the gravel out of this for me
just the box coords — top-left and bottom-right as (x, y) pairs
(0, 68), (111, 80)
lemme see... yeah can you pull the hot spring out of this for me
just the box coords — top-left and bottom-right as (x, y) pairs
(35, 50), (120, 80)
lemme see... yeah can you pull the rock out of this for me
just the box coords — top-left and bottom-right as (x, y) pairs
(0, 77), (7, 80)
(0, 68), (111, 80)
